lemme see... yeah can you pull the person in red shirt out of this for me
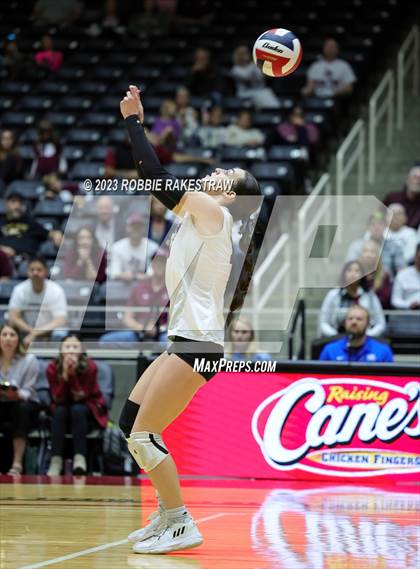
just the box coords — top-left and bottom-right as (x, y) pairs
(62, 226), (107, 283)
(30, 120), (66, 179)
(100, 248), (169, 344)
(383, 166), (420, 229)
(34, 35), (63, 72)
(46, 334), (108, 476)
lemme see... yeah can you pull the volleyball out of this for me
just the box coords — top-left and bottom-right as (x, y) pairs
(252, 28), (303, 77)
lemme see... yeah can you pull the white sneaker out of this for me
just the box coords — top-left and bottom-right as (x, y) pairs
(128, 511), (166, 543)
(132, 519), (203, 554)
(47, 456), (63, 476)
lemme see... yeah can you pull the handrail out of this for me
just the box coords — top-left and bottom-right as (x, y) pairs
(368, 70), (394, 184)
(297, 173), (332, 290)
(288, 299), (306, 360)
(252, 233), (290, 334)
(397, 24), (419, 129)
(336, 119), (365, 238)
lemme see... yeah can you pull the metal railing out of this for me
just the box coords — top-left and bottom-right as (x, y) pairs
(368, 70), (395, 184)
(336, 119), (365, 238)
(252, 233), (290, 334)
(397, 24), (419, 130)
(297, 173), (332, 290)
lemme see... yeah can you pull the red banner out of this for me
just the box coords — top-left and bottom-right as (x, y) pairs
(164, 372), (420, 480)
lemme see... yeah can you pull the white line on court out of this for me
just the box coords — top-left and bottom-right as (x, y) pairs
(20, 513), (228, 569)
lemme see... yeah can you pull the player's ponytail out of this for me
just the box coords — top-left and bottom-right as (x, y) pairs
(226, 171), (263, 329)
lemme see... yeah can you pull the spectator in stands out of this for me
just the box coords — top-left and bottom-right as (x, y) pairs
(0, 187), (62, 258)
(128, 0), (171, 38)
(267, 105), (319, 157)
(302, 37), (356, 100)
(391, 244), (420, 309)
(62, 226), (107, 284)
(0, 250), (12, 280)
(86, 0), (125, 36)
(383, 166), (420, 229)
(146, 129), (215, 167)
(225, 110), (265, 147)
(319, 260), (386, 337)
(34, 35), (63, 73)
(104, 133), (138, 179)
(225, 317), (271, 361)
(175, 86), (199, 145)
(197, 105), (227, 149)
(345, 211), (405, 278)
(231, 45), (280, 109)
(0, 129), (23, 186)
(359, 240), (392, 308)
(100, 249), (169, 344)
(319, 305), (393, 362)
(0, 323), (40, 475)
(188, 47), (222, 100)
(46, 334), (108, 476)
(42, 173), (75, 203)
(0, 33), (27, 79)
(151, 99), (182, 153)
(31, 0), (83, 27)
(8, 256), (68, 346)
(109, 213), (158, 280)
(93, 195), (125, 250)
(386, 203), (418, 264)
(148, 197), (172, 246)
(30, 120), (67, 179)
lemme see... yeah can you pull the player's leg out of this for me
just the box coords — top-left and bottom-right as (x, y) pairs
(127, 354), (207, 553)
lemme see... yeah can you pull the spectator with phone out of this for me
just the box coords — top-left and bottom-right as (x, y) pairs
(46, 334), (108, 476)
(0, 324), (40, 475)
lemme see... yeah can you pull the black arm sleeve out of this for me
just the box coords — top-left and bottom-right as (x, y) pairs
(124, 115), (184, 210)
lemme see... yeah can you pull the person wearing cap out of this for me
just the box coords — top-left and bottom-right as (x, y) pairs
(100, 249), (169, 344)
(0, 188), (62, 259)
(109, 212), (158, 281)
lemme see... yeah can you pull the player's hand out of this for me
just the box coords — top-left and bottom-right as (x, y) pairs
(120, 85), (144, 123)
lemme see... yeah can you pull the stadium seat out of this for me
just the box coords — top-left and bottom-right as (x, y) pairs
(6, 180), (44, 201)
(0, 280), (20, 303)
(77, 81), (108, 95)
(44, 112), (77, 127)
(1, 112), (36, 127)
(219, 146), (266, 162)
(166, 163), (201, 178)
(0, 96), (13, 110)
(0, 80), (31, 95)
(83, 113), (117, 127)
(34, 217), (60, 231)
(20, 96), (53, 111)
(66, 129), (102, 144)
(33, 200), (72, 219)
(57, 97), (93, 112)
(250, 162), (295, 191)
(268, 146), (310, 162)
(68, 162), (106, 180)
(36, 81), (70, 95)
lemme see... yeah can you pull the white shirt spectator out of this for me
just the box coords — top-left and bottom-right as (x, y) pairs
(9, 279), (67, 328)
(391, 266), (420, 309)
(308, 58), (356, 98)
(110, 237), (158, 279)
(224, 124), (265, 147)
(387, 225), (417, 264)
(319, 287), (386, 337)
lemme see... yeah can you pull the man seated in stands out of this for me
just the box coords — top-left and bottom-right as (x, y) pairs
(197, 105), (227, 149)
(225, 110), (265, 147)
(383, 165), (420, 230)
(93, 195), (125, 250)
(391, 244), (420, 310)
(109, 213), (158, 281)
(319, 305), (394, 362)
(0, 187), (62, 259)
(386, 203), (418, 264)
(8, 256), (68, 346)
(302, 37), (356, 100)
(100, 249), (169, 344)
(104, 132), (138, 180)
(346, 211), (405, 279)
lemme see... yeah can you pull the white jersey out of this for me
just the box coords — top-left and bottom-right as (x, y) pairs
(165, 207), (233, 346)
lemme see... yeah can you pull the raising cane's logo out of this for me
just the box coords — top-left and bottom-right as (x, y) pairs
(251, 378), (420, 477)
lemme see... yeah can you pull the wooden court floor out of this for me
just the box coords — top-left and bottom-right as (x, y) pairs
(0, 476), (419, 569)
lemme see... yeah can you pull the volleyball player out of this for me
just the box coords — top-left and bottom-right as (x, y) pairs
(118, 86), (261, 554)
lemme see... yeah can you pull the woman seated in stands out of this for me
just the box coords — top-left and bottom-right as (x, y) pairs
(0, 129), (23, 187)
(318, 260), (386, 337)
(62, 226), (107, 283)
(225, 317), (271, 361)
(46, 334), (108, 476)
(358, 240), (391, 308)
(0, 323), (39, 475)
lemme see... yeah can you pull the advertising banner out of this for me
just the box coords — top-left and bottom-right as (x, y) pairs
(164, 372), (420, 481)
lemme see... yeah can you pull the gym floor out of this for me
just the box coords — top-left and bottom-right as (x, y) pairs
(1, 476), (418, 569)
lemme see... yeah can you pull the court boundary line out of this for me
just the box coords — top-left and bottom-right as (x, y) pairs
(19, 513), (228, 569)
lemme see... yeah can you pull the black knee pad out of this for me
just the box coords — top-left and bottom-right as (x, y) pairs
(119, 399), (140, 438)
